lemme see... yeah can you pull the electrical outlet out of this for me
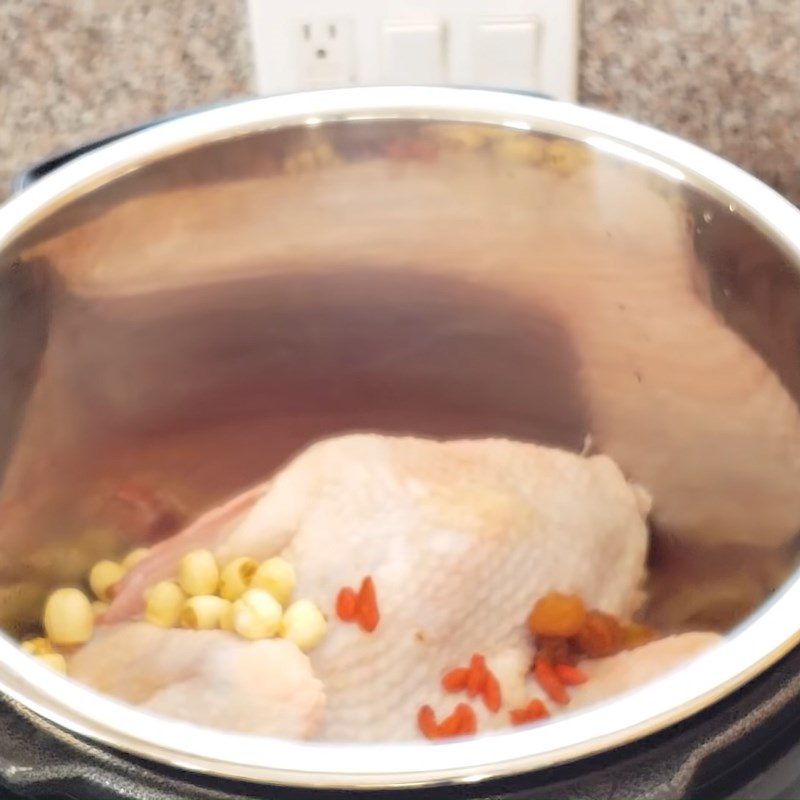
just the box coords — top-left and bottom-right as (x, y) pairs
(298, 19), (356, 88)
(247, 0), (579, 100)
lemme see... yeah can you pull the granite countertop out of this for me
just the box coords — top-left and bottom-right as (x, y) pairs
(580, 0), (800, 205)
(0, 0), (251, 200)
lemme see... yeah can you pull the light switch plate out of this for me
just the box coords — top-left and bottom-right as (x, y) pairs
(381, 20), (448, 84)
(247, 0), (579, 100)
(473, 16), (540, 91)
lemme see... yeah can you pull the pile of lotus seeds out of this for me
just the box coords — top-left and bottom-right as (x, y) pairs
(21, 547), (328, 674)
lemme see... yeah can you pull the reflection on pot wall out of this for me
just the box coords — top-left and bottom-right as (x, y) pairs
(1, 0), (799, 203)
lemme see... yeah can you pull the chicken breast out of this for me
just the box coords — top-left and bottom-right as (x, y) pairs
(273, 436), (649, 741)
(85, 434), (652, 740)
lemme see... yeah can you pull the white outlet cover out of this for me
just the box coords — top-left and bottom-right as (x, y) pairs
(247, 0), (579, 100)
(297, 19), (357, 88)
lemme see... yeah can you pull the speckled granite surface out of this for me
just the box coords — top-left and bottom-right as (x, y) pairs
(1, 0), (799, 202)
(0, 0), (251, 198)
(581, 0), (800, 204)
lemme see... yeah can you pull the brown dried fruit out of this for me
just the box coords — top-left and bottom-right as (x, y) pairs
(527, 592), (587, 638)
(621, 622), (657, 650)
(575, 610), (625, 658)
(535, 635), (573, 666)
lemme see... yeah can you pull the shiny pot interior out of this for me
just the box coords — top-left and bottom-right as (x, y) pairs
(0, 87), (800, 788)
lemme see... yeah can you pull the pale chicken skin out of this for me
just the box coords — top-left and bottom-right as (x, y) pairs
(69, 623), (324, 737)
(72, 435), (717, 741)
(566, 632), (720, 711)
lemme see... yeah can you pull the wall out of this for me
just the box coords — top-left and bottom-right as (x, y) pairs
(1, 0), (798, 202)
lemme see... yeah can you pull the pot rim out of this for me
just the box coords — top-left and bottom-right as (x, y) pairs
(1, 86), (800, 790)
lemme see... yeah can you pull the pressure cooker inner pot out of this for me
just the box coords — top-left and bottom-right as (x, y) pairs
(2, 105), (800, 768)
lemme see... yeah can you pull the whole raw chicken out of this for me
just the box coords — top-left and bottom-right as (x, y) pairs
(71, 435), (719, 740)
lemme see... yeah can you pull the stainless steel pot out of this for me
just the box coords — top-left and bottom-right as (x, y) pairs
(1, 87), (800, 795)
